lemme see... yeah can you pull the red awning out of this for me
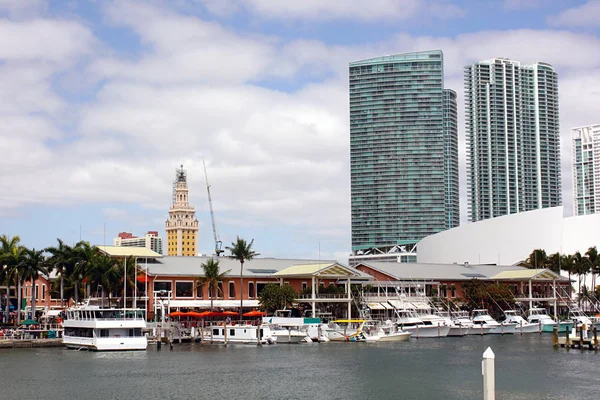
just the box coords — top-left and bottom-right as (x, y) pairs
(243, 310), (266, 317)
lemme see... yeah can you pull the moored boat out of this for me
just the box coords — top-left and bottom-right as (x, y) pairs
(363, 320), (411, 342)
(201, 323), (277, 344)
(472, 309), (517, 334)
(502, 310), (541, 334)
(452, 312), (492, 335)
(395, 310), (450, 338)
(63, 306), (147, 351)
(527, 308), (573, 333)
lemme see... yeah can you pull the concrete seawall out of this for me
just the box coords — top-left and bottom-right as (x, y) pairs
(0, 339), (64, 349)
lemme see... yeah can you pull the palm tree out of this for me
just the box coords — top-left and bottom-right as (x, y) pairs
(85, 254), (118, 307)
(585, 246), (600, 293)
(197, 258), (230, 310)
(561, 254), (575, 296)
(226, 237), (260, 316)
(0, 235), (26, 323)
(547, 252), (561, 274)
(20, 248), (48, 320)
(45, 239), (73, 308)
(573, 251), (588, 306)
(520, 249), (548, 269)
(72, 241), (96, 302)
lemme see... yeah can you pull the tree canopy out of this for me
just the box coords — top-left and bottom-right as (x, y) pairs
(258, 283), (297, 313)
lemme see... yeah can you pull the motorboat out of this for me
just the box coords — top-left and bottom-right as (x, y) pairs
(395, 310), (450, 338)
(268, 325), (312, 343)
(452, 311), (491, 335)
(362, 320), (411, 342)
(429, 311), (468, 337)
(263, 310), (329, 342)
(472, 309), (517, 334)
(63, 306), (147, 351)
(201, 323), (277, 344)
(527, 308), (573, 333)
(326, 320), (367, 342)
(502, 310), (541, 334)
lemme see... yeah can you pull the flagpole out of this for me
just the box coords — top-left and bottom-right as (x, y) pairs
(145, 258), (148, 321)
(124, 257), (127, 319)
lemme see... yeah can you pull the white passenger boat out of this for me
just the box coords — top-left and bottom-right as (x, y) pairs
(452, 311), (491, 335)
(63, 306), (147, 351)
(502, 310), (541, 334)
(202, 324), (277, 344)
(395, 310), (450, 338)
(472, 309), (517, 334)
(527, 308), (573, 333)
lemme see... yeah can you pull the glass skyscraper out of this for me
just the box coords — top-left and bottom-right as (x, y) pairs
(572, 124), (600, 215)
(465, 58), (561, 222)
(349, 50), (458, 254)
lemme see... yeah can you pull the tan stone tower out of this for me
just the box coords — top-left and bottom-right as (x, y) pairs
(165, 165), (199, 256)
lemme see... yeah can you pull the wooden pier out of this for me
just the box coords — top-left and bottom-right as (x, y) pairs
(553, 325), (599, 351)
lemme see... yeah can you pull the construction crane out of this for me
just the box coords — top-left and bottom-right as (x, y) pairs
(203, 159), (223, 256)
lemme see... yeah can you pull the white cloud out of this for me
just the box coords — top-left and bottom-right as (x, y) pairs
(1, 0), (599, 257)
(548, 1), (600, 27)
(190, 0), (465, 22)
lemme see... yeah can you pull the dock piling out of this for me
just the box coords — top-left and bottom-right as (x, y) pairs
(552, 326), (558, 348)
(482, 347), (495, 400)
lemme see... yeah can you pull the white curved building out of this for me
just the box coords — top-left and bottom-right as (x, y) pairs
(417, 206), (600, 265)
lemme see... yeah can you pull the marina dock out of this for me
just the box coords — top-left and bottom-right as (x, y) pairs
(553, 326), (599, 351)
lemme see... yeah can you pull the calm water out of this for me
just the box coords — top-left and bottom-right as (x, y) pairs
(1, 335), (599, 400)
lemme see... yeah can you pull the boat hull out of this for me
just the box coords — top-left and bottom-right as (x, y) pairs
(465, 326), (492, 335)
(63, 336), (147, 351)
(513, 323), (543, 334)
(377, 332), (411, 342)
(402, 325), (451, 338)
(272, 331), (312, 343)
(488, 324), (517, 334)
(541, 322), (573, 333)
(447, 326), (469, 337)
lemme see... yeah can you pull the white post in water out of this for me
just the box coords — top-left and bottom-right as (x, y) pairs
(482, 347), (495, 400)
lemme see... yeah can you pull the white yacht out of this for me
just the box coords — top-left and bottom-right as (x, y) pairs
(429, 311), (468, 337)
(452, 311), (491, 335)
(502, 310), (541, 334)
(472, 309), (517, 334)
(202, 323), (277, 344)
(63, 306), (147, 351)
(527, 308), (573, 333)
(326, 320), (367, 342)
(395, 310), (450, 338)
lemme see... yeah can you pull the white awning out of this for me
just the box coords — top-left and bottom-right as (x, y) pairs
(159, 300), (260, 308)
(367, 303), (384, 310)
(381, 302), (395, 310)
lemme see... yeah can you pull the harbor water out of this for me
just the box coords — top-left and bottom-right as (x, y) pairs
(1, 334), (599, 399)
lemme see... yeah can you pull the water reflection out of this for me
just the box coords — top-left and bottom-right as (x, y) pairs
(0, 335), (598, 399)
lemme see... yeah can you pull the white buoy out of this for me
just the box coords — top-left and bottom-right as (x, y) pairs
(482, 347), (495, 400)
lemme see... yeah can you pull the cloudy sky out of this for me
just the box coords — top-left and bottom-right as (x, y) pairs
(1, 0), (598, 262)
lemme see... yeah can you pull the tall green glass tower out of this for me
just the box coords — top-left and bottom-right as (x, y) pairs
(349, 50), (458, 254)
